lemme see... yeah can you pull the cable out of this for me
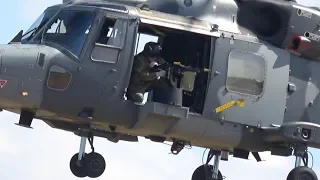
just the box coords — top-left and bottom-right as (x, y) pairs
(302, 151), (308, 167)
(201, 148), (227, 180)
(307, 151), (314, 169)
(202, 148), (208, 165)
(206, 150), (214, 164)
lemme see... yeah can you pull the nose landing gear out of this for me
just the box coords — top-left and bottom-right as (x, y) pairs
(287, 147), (317, 180)
(69, 133), (106, 178)
(192, 150), (224, 180)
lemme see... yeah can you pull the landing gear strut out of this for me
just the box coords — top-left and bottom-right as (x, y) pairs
(70, 133), (106, 178)
(192, 150), (223, 180)
(287, 146), (318, 180)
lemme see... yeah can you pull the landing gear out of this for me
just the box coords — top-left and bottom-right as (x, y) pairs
(69, 133), (106, 178)
(85, 152), (106, 178)
(286, 146), (318, 180)
(70, 153), (88, 178)
(287, 166), (318, 180)
(192, 150), (224, 180)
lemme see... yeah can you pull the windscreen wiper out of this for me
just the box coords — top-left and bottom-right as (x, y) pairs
(22, 27), (38, 39)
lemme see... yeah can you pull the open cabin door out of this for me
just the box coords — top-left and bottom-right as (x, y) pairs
(203, 37), (290, 127)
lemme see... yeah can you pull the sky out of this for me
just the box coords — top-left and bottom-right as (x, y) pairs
(0, 0), (320, 180)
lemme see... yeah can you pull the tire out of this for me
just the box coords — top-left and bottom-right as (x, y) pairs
(69, 153), (88, 178)
(85, 152), (106, 178)
(287, 166), (318, 180)
(192, 164), (223, 180)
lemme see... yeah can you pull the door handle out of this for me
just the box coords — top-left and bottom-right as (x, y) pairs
(110, 69), (117, 72)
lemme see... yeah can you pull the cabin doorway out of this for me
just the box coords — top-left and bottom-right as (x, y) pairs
(126, 21), (212, 114)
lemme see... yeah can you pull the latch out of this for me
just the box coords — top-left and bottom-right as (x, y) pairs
(288, 82), (297, 92)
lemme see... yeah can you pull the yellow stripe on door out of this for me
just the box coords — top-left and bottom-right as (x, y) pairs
(215, 98), (245, 113)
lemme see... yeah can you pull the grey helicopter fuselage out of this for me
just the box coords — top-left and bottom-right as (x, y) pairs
(2, 0), (320, 159)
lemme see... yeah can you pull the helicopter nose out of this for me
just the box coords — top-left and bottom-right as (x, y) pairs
(0, 44), (45, 110)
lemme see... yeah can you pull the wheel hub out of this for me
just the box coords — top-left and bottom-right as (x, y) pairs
(91, 160), (101, 171)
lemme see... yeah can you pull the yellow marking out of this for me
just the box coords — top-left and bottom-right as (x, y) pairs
(215, 100), (236, 113)
(236, 101), (245, 107)
(203, 68), (211, 72)
(173, 61), (182, 66)
(236, 98), (245, 107)
(215, 98), (245, 113)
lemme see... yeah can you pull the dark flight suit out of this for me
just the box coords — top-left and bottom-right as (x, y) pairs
(127, 52), (170, 103)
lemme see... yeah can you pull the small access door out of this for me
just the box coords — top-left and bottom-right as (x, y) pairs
(203, 37), (290, 127)
(70, 13), (128, 115)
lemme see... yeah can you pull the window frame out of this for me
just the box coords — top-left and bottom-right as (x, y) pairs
(21, 6), (61, 44)
(90, 15), (128, 64)
(47, 65), (73, 91)
(225, 49), (267, 98)
(36, 7), (99, 62)
(41, 10), (96, 58)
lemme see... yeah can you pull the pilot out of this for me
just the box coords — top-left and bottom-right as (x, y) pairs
(127, 42), (169, 103)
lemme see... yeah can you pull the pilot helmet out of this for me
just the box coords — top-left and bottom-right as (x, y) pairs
(143, 42), (162, 58)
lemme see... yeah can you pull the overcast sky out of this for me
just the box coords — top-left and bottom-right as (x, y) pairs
(0, 0), (320, 180)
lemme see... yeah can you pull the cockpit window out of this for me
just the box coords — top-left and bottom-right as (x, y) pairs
(21, 9), (58, 43)
(42, 10), (95, 57)
(47, 65), (72, 91)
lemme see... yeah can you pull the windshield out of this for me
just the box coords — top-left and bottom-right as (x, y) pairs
(41, 10), (95, 57)
(21, 9), (58, 43)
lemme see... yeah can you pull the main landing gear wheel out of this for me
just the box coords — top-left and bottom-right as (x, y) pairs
(287, 147), (318, 180)
(70, 153), (88, 178)
(287, 166), (318, 180)
(192, 165), (223, 180)
(69, 133), (106, 178)
(192, 150), (224, 180)
(85, 152), (106, 178)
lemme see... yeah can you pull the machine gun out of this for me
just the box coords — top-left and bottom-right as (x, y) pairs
(168, 62), (210, 89)
(150, 61), (210, 106)
(151, 61), (210, 89)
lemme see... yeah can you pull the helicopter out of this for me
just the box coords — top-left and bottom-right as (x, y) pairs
(2, 0), (320, 179)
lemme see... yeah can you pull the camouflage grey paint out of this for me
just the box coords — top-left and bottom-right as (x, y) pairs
(284, 54), (320, 124)
(40, 5), (101, 117)
(92, 9), (142, 128)
(0, 44), (60, 110)
(3, 0), (320, 156)
(78, 0), (240, 34)
(39, 4), (141, 128)
(129, 101), (244, 150)
(281, 4), (320, 50)
(203, 37), (290, 127)
(4, 3), (246, 151)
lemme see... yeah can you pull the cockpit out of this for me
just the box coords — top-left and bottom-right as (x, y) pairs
(21, 8), (59, 43)
(41, 10), (95, 57)
(21, 7), (96, 58)
(13, 3), (213, 116)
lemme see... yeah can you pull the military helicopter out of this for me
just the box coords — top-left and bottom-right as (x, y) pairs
(3, 0), (320, 179)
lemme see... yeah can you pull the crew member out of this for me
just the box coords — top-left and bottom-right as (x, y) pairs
(127, 42), (169, 103)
